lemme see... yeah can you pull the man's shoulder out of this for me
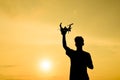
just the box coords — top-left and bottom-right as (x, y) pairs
(83, 51), (91, 56)
(66, 47), (75, 51)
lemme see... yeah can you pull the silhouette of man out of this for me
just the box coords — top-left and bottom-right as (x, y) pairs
(60, 23), (94, 80)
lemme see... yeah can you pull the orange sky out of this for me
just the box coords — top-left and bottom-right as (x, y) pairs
(0, 0), (120, 80)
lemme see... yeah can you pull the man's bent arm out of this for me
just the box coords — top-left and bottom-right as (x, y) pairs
(87, 54), (94, 69)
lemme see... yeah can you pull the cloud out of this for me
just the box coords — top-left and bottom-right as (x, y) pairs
(0, 65), (17, 68)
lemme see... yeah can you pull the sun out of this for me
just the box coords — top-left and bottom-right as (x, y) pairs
(39, 59), (52, 72)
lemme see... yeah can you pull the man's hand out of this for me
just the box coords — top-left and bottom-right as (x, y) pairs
(60, 23), (67, 35)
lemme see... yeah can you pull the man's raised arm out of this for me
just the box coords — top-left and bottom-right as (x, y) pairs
(60, 23), (69, 50)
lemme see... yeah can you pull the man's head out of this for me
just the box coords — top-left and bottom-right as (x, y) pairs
(75, 36), (84, 48)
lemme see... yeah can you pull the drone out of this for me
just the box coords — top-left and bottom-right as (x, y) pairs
(59, 23), (74, 33)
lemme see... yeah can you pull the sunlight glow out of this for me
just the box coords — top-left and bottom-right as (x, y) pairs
(40, 59), (52, 72)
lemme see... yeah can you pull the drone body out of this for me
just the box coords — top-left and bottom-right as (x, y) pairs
(60, 23), (73, 33)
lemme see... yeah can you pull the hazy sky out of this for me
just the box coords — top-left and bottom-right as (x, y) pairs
(0, 0), (120, 80)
